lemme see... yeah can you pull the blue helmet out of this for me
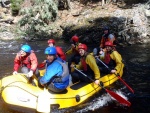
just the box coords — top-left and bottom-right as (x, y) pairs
(45, 47), (57, 55)
(21, 45), (31, 53)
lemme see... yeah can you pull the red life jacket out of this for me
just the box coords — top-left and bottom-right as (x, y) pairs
(80, 53), (94, 75)
(19, 53), (31, 69)
(101, 33), (116, 48)
(104, 50), (116, 67)
(101, 34), (109, 48)
(14, 50), (38, 72)
(81, 52), (90, 71)
(104, 52), (111, 65)
(81, 57), (87, 71)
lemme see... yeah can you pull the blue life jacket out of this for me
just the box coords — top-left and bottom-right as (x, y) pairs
(53, 60), (70, 83)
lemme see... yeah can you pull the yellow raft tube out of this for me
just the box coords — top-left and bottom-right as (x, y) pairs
(0, 63), (124, 113)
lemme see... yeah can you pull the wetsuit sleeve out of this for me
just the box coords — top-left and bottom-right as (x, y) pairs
(110, 51), (123, 71)
(86, 55), (100, 79)
(29, 52), (38, 71)
(13, 53), (21, 71)
(66, 48), (73, 55)
(66, 43), (80, 55)
(56, 46), (66, 60)
(75, 62), (82, 70)
(90, 52), (94, 56)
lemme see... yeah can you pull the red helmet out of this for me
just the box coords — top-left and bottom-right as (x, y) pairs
(78, 44), (87, 51)
(105, 41), (114, 47)
(71, 35), (79, 42)
(47, 39), (55, 44)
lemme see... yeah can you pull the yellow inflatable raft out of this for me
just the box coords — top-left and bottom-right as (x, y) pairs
(0, 63), (124, 113)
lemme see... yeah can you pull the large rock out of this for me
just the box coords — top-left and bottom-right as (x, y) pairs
(145, 9), (150, 17)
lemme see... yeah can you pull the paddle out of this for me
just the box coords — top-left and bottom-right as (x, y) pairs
(74, 67), (131, 107)
(36, 87), (51, 112)
(65, 46), (72, 54)
(19, 73), (50, 112)
(96, 57), (134, 94)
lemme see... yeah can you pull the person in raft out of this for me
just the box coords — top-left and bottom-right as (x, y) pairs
(70, 44), (100, 85)
(66, 35), (81, 72)
(38, 47), (70, 93)
(97, 41), (123, 74)
(13, 44), (40, 85)
(47, 39), (66, 60)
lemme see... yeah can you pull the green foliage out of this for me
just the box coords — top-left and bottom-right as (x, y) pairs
(19, 0), (58, 39)
(10, 0), (23, 14)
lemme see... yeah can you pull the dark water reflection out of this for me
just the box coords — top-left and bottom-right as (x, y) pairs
(0, 39), (150, 113)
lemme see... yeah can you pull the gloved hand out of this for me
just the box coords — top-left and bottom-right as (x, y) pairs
(94, 79), (100, 85)
(13, 71), (18, 75)
(99, 50), (104, 55)
(27, 70), (33, 77)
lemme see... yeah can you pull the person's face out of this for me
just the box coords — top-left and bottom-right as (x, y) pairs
(104, 30), (108, 34)
(20, 50), (27, 57)
(105, 46), (112, 52)
(48, 43), (54, 47)
(46, 55), (55, 62)
(78, 49), (85, 56)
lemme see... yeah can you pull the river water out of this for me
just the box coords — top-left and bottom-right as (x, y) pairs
(0, 39), (150, 113)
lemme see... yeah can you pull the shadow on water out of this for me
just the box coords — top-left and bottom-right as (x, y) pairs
(0, 39), (150, 113)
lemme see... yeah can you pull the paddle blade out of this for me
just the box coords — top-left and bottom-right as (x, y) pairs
(36, 88), (50, 112)
(38, 63), (45, 68)
(105, 89), (131, 107)
(117, 75), (134, 94)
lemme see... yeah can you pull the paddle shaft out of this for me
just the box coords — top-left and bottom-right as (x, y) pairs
(96, 57), (134, 94)
(65, 46), (72, 54)
(74, 67), (131, 107)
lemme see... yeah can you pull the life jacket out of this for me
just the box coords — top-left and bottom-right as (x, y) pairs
(18, 53), (31, 68)
(53, 60), (70, 83)
(101, 33), (116, 48)
(102, 34), (110, 48)
(14, 50), (38, 72)
(80, 53), (93, 74)
(104, 50), (116, 68)
(81, 57), (87, 71)
(104, 52), (110, 64)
